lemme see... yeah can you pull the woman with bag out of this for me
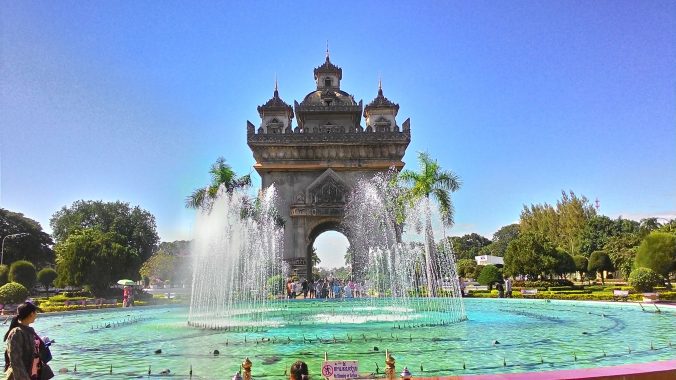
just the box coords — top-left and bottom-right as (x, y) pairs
(3, 301), (54, 380)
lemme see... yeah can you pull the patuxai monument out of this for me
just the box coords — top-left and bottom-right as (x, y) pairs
(247, 52), (411, 279)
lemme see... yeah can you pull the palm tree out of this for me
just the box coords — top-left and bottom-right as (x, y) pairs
(399, 152), (461, 296)
(185, 157), (251, 209)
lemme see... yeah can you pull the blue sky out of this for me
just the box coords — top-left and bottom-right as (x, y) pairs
(2, 1), (675, 268)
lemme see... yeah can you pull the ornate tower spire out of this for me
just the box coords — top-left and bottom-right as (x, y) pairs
(364, 81), (400, 132)
(255, 80), (294, 134)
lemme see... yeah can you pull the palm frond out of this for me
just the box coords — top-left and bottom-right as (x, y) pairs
(432, 188), (455, 226)
(435, 171), (462, 192)
(210, 157), (236, 188)
(185, 188), (207, 209)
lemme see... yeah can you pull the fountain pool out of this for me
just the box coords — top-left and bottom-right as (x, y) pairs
(37, 298), (675, 379)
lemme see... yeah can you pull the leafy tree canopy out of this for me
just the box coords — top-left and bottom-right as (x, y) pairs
(54, 228), (135, 295)
(579, 216), (638, 257)
(553, 248), (576, 277)
(0, 208), (54, 267)
(603, 233), (640, 279)
(483, 224), (520, 257)
(635, 232), (676, 277)
(9, 260), (37, 290)
(587, 251), (613, 284)
(477, 265), (502, 290)
(37, 268), (58, 291)
(157, 240), (191, 256)
(139, 250), (181, 283)
(456, 258), (478, 279)
(520, 191), (596, 257)
(572, 255), (588, 275)
(504, 233), (558, 278)
(50, 200), (159, 275)
(441, 233), (491, 260)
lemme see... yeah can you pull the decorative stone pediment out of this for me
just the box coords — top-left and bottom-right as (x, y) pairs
(306, 169), (348, 205)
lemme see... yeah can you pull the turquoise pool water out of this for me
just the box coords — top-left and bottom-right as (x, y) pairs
(32, 298), (675, 379)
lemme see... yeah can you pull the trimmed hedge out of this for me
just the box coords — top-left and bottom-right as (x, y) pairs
(9, 261), (36, 290)
(0, 282), (29, 304)
(512, 279), (573, 288)
(628, 267), (663, 292)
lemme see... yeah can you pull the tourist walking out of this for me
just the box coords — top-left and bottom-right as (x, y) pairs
(3, 301), (54, 380)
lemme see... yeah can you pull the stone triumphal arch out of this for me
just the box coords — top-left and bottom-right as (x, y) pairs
(247, 53), (411, 279)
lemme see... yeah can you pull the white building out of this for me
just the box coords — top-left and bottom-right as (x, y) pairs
(475, 255), (504, 266)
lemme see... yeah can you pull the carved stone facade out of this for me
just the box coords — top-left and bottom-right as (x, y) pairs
(247, 54), (411, 279)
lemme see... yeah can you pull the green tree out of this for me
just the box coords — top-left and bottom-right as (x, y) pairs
(587, 251), (613, 284)
(54, 228), (130, 295)
(635, 232), (676, 279)
(185, 157), (251, 209)
(486, 224), (520, 257)
(656, 219), (676, 234)
(9, 260), (37, 290)
(157, 240), (191, 256)
(139, 251), (179, 283)
(456, 258), (478, 279)
(572, 255), (588, 280)
(604, 233), (641, 279)
(520, 191), (595, 256)
(504, 233), (557, 278)
(552, 248), (576, 278)
(37, 268), (58, 291)
(628, 267), (663, 292)
(443, 234), (491, 260)
(399, 152), (461, 296)
(50, 200), (159, 282)
(1, 208), (55, 267)
(477, 265), (502, 291)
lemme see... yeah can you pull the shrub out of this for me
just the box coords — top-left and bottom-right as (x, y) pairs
(477, 265), (502, 290)
(9, 260), (37, 290)
(512, 279), (573, 288)
(0, 282), (29, 304)
(547, 286), (577, 291)
(0, 265), (8, 286)
(37, 268), (58, 291)
(628, 267), (663, 292)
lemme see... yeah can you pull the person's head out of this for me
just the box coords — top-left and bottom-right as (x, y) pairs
(16, 301), (38, 324)
(289, 360), (308, 380)
(4, 301), (39, 341)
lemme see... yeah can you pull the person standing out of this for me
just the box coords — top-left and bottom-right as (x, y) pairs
(286, 279), (294, 299)
(4, 302), (54, 380)
(496, 281), (504, 298)
(504, 278), (512, 298)
(301, 279), (309, 299)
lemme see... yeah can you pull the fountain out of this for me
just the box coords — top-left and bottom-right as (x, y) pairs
(39, 182), (676, 376)
(188, 185), (285, 329)
(188, 171), (465, 330)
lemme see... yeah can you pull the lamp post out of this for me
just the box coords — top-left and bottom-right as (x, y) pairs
(1, 233), (29, 266)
